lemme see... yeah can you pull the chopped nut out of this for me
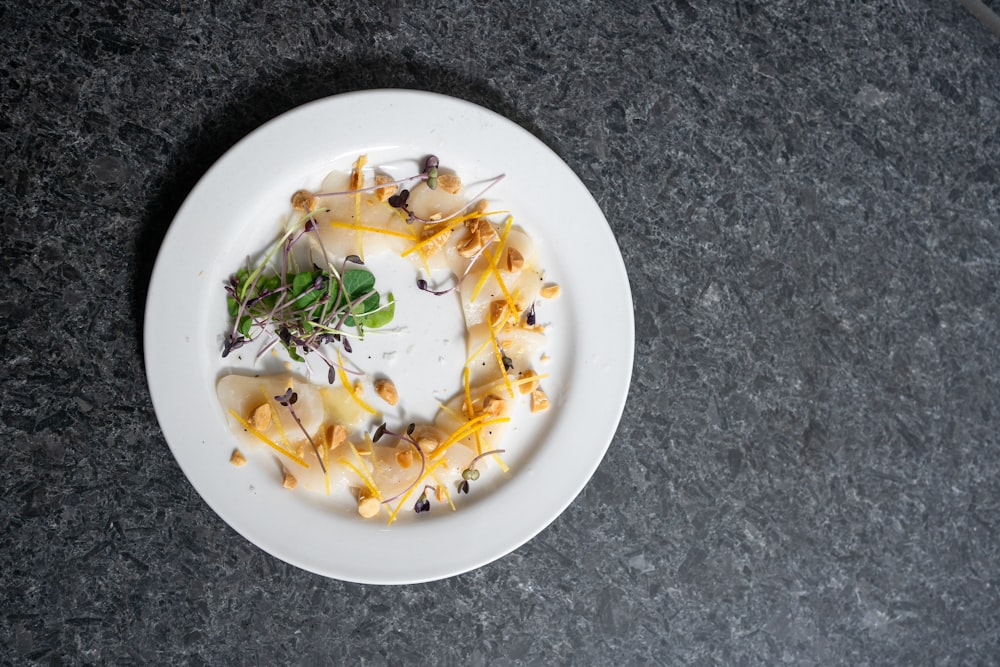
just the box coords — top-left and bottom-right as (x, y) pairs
(482, 394), (506, 416)
(373, 174), (398, 202)
(475, 199), (490, 214)
(349, 154), (367, 190)
(530, 388), (550, 413)
(248, 403), (272, 432)
(375, 378), (399, 406)
(229, 449), (247, 467)
(457, 231), (484, 258)
(476, 218), (498, 243)
(499, 338), (514, 349)
(505, 247), (525, 272)
(437, 173), (462, 194)
(489, 300), (511, 328)
(416, 436), (439, 452)
(353, 381), (364, 395)
(518, 369), (540, 395)
(290, 189), (315, 211)
(396, 448), (414, 468)
(435, 485), (447, 502)
(282, 471), (297, 489)
(358, 495), (380, 519)
(540, 283), (561, 299)
(419, 223), (451, 256)
(326, 423), (347, 449)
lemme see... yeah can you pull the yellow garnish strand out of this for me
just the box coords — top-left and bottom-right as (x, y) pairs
(226, 409), (309, 468)
(431, 416), (510, 460)
(336, 351), (378, 415)
(387, 458), (448, 525)
(399, 209), (505, 258)
(463, 366), (474, 419)
(431, 470), (457, 511)
(323, 439), (331, 496)
(326, 220), (417, 241)
(338, 458), (380, 500)
(464, 335), (493, 366)
(260, 385), (293, 450)
(347, 441), (382, 499)
(487, 324), (515, 398)
(351, 155), (367, 259)
(469, 215), (515, 302)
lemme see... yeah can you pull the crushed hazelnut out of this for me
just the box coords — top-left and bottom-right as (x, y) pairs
(489, 300), (511, 328)
(373, 173), (398, 202)
(349, 155), (366, 190)
(375, 378), (399, 406)
(506, 247), (525, 272)
(518, 369), (540, 395)
(396, 449), (414, 468)
(435, 485), (447, 502)
(482, 394), (506, 416)
(530, 388), (550, 413)
(326, 423), (347, 449)
(475, 199), (490, 214)
(230, 449), (247, 467)
(540, 283), (561, 299)
(419, 223), (451, 256)
(416, 436), (439, 453)
(358, 495), (380, 519)
(282, 471), (298, 489)
(248, 403), (272, 431)
(353, 381), (364, 395)
(457, 231), (484, 258)
(290, 189), (315, 211)
(437, 173), (462, 194)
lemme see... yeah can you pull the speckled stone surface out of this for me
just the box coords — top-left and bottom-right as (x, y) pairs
(3, 1), (1000, 664)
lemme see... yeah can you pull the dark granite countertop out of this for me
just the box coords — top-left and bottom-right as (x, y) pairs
(3, 1), (999, 664)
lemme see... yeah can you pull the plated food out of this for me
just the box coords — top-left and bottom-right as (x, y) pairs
(145, 89), (631, 583)
(216, 155), (560, 524)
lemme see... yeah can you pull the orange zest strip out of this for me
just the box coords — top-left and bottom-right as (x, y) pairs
(431, 470), (457, 511)
(326, 220), (418, 240)
(470, 215), (515, 302)
(336, 351), (378, 415)
(259, 385), (293, 451)
(351, 155), (367, 260)
(464, 335), (493, 366)
(463, 367), (474, 419)
(387, 458), (448, 525)
(338, 458), (380, 501)
(227, 409), (309, 468)
(431, 416), (511, 460)
(348, 441), (382, 499)
(487, 324), (515, 398)
(399, 209), (506, 258)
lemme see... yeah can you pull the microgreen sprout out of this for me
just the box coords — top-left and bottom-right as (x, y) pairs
(414, 486), (434, 514)
(223, 216), (395, 381)
(526, 302), (536, 326)
(457, 449), (506, 494)
(416, 233), (496, 296)
(275, 388), (327, 474)
(372, 422), (429, 506)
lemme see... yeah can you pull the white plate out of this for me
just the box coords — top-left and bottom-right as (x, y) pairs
(144, 90), (634, 584)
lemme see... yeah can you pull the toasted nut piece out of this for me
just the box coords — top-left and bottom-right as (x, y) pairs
(482, 394), (506, 416)
(358, 495), (380, 519)
(457, 231), (484, 258)
(475, 199), (490, 214)
(435, 485), (447, 502)
(489, 300), (511, 328)
(540, 283), (561, 299)
(375, 378), (399, 406)
(499, 338), (514, 349)
(505, 247), (525, 272)
(349, 154), (367, 190)
(437, 173), (462, 194)
(326, 423), (347, 449)
(396, 448), (414, 468)
(476, 218), (498, 243)
(518, 369), (540, 395)
(282, 471), (298, 489)
(291, 189), (315, 211)
(419, 223), (451, 256)
(353, 381), (364, 395)
(416, 436), (439, 452)
(374, 174), (398, 202)
(530, 388), (550, 413)
(230, 449), (247, 467)
(248, 403), (272, 431)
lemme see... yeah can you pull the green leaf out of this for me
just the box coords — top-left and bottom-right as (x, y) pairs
(237, 315), (252, 337)
(343, 269), (375, 300)
(345, 293), (380, 327)
(359, 293), (395, 329)
(287, 346), (304, 362)
(227, 296), (239, 318)
(291, 271), (314, 296)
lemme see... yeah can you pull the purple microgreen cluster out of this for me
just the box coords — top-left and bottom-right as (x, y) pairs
(274, 388), (327, 474)
(414, 486), (434, 514)
(457, 449), (506, 495)
(223, 221), (394, 382)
